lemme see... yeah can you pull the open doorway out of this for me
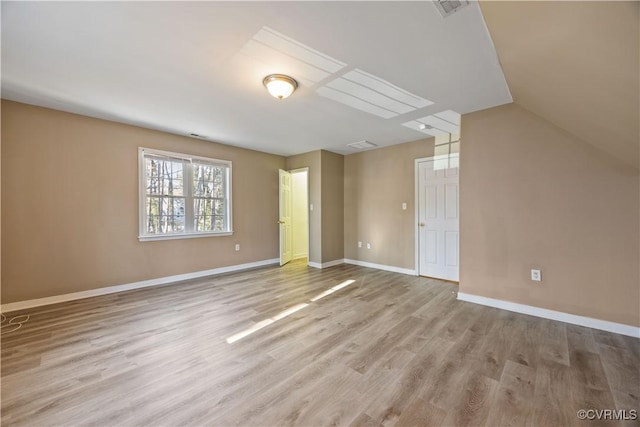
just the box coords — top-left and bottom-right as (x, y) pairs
(279, 168), (309, 266)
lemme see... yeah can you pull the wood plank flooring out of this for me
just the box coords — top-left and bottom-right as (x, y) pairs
(1, 260), (638, 426)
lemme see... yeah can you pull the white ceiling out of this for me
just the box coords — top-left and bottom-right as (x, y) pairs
(1, 1), (512, 156)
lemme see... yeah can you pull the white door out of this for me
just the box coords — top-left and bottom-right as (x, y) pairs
(417, 156), (459, 281)
(279, 169), (293, 266)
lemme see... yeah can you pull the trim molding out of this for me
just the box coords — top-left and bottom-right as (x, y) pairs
(307, 258), (416, 275)
(321, 259), (345, 268)
(344, 259), (417, 276)
(457, 292), (640, 338)
(1, 258), (280, 313)
(308, 259), (344, 269)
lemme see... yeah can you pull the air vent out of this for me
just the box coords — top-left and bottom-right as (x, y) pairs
(189, 133), (207, 139)
(347, 140), (378, 150)
(433, 0), (470, 18)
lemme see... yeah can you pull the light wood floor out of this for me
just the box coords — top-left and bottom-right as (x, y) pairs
(1, 260), (638, 426)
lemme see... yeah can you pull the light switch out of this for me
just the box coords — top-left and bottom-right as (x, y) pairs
(402, 202), (407, 210)
(310, 204), (314, 211)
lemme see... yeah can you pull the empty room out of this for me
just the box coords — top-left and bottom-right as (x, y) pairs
(1, 1), (638, 426)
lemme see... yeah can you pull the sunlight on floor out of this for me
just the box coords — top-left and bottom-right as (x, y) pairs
(226, 279), (356, 344)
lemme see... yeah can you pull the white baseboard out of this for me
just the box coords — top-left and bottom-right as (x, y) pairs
(343, 259), (417, 276)
(307, 259), (344, 269)
(321, 259), (345, 268)
(1, 258), (280, 313)
(457, 292), (640, 338)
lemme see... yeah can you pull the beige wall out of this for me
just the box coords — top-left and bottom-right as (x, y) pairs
(460, 103), (640, 327)
(344, 138), (434, 269)
(285, 149), (344, 265)
(479, 1), (639, 168)
(0, 102), (2, 294)
(286, 151), (321, 264)
(1, 100), (285, 303)
(6, 99), (637, 329)
(320, 150), (344, 263)
(480, 1), (640, 167)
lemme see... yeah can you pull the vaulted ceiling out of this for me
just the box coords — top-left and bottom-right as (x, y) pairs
(480, 1), (639, 169)
(3, 2), (637, 166)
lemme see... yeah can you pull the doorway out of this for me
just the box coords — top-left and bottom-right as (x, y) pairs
(279, 168), (309, 266)
(415, 154), (459, 281)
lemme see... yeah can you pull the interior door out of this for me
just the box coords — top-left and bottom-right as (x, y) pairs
(279, 169), (293, 266)
(417, 156), (459, 281)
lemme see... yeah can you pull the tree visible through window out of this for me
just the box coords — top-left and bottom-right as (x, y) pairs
(139, 148), (232, 239)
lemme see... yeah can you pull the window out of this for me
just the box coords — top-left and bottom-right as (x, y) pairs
(138, 147), (232, 240)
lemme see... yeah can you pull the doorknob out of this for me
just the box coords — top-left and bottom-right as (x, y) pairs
(277, 220), (285, 224)
(418, 222), (425, 227)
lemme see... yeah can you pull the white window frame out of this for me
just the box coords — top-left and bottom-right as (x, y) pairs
(138, 147), (233, 241)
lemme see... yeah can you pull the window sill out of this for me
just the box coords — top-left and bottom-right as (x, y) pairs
(138, 231), (234, 242)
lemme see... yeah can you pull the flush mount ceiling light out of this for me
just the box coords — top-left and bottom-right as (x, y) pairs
(263, 74), (298, 100)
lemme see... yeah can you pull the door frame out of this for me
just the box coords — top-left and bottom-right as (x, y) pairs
(414, 157), (431, 275)
(288, 167), (310, 267)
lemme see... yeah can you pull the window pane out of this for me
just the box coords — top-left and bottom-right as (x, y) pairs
(214, 199), (225, 216)
(146, 157), (184, 196)
(214, 216), (224, 231)
(196, 197), (227, 232)
(147, 214), (160, 234)
(195, 215), (213, 232)
(193, 163), (225, 197)
(194, 198), (212, 217)
(141, 150), (231, 237)
(146, 196), (185, 234)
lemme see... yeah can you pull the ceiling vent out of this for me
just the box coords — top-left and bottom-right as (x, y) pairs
(347, 140), (378, 150)
(433, 0), (470, 18)
(189, 133), (207, 139)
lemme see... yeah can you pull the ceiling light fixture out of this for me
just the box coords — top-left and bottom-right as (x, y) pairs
(263, 74), (298, 100)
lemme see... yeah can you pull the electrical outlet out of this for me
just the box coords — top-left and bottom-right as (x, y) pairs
(402, 202), (407, 210)
(309, 204), (313, 211)
(235, 244), (240, 251)
(366, 243), (371, 249)
(358, 241), (362, 248)
(531, 269), (541, 282)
